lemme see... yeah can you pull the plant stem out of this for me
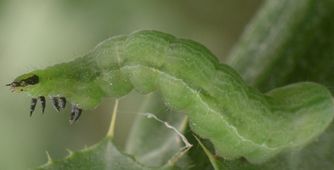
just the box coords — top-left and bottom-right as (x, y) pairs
(107, 99), (119, 139)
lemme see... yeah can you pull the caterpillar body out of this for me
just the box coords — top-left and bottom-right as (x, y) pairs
(7, 30), (334, 163)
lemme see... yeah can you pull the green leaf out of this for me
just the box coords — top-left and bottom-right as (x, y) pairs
(36, 95), (191, 170)
(37, 138), (151, 170)
(36, 98), (183, 170)
(226, 0), (334, 169)
(229, 0), (334, 93)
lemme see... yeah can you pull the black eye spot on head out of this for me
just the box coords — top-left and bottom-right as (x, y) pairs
(23, 75), (39, 85)
(6, 74), (39, 89)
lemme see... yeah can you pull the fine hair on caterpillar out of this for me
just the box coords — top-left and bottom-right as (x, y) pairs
(7, 30), (334, 163)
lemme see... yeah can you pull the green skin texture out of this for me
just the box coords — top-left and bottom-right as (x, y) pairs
(13, 30), (334, 164)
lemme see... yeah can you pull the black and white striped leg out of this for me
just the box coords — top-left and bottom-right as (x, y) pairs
(39, 96), (46, 113)
(59, 97), (66, 110)
(70, 105), (82, 124)
(51, 97), (60, 112)
(30, 98), (38, 116)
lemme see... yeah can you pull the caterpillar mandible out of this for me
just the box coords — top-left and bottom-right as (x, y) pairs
(7, 30), (334, 163)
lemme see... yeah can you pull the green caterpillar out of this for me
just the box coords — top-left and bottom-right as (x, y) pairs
(7, 30), (334, 163)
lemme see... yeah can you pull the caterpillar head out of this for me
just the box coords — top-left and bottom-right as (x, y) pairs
(6, 66), (102, 124)
(6, 73), (39, 93)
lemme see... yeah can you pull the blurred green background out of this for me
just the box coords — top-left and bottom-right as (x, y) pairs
(0, 0), (262, 169)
